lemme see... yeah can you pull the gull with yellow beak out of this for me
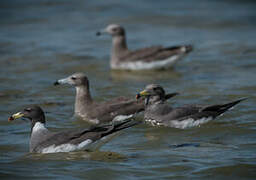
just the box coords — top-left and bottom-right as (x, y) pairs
(136, 84), (247, 129)
(8, 105), (139, 153)
(54, 72), (178, 124)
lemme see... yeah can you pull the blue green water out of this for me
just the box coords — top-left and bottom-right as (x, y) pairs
(0, 0), (256, 179)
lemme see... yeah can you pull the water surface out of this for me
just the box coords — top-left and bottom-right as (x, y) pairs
(1, 0), (256, 179)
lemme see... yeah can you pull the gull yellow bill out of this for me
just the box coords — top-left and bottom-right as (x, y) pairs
(139, 90), (150, 96)
(8, 112), (24, 121)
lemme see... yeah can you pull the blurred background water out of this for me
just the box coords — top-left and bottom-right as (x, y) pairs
(0, 0), (256, 179)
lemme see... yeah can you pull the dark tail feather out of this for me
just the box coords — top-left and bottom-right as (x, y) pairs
(202, 98), (248, 115)
(102, 119), (141, 137)
(219, 98), (247, 113)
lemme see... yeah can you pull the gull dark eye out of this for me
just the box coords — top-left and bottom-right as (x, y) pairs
(112, 28), (117, 32)
(153, 87), (157, 91)
(71, 77), (76, 80)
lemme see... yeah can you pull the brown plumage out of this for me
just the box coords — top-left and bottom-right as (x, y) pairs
(54, 73), (179, 124)
(120, 45), (193, 62)
(97, 24), (193, 70)
(54, 73), (144, 124)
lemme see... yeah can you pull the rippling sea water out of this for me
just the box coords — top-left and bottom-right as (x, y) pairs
(1, 0), (256, 179)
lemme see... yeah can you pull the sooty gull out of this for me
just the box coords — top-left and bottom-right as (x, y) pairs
(96, 24), (193, 70)
(8, 105), (139, 153)
(54, 73), (178, 124)
(136, 84), (247, 129)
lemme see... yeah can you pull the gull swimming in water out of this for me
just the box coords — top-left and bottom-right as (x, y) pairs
(97, 24), (193, 70)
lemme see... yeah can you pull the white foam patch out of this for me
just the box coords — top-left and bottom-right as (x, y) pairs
(112, 55), (183, 70)
(171, 117), (213, 129)
(113, 114), (133, 122)
(41, 139), (93, 154)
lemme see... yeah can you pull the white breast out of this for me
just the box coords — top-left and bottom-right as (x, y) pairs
(32, 122), (48, 133)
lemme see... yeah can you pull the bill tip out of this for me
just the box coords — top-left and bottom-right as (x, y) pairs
(136, 94), (141, 100)
(8, 116), (14, 121)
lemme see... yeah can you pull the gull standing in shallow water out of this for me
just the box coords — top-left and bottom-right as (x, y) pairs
(8, 105), (139, 153)
(54, 73), (178, 124)
(136, 84), (247, 129)
(96, 24), (193, 70)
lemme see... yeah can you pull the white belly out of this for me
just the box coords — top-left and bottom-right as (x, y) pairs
(40, 139), (93, 154)
(145, 117), (213, 129)
(112, 55), (183, 70)
(171, 117), (213, 129)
